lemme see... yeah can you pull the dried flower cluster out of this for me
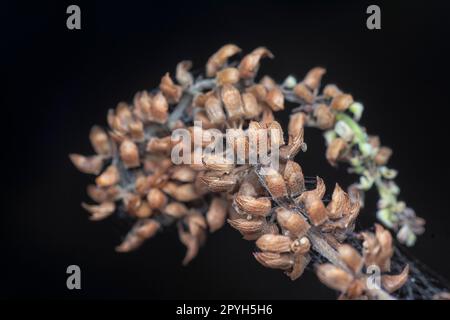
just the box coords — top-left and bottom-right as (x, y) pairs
(280, 73), (425, 246)
(70, 44), (440, 299)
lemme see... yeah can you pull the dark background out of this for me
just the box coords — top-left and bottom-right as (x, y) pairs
(1, 0), (449, 299)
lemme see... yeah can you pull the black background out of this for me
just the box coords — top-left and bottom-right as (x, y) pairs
(1, 0), (450, 299)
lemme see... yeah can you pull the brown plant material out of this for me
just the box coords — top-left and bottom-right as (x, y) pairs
(330, 94), (354, 111)
(266, 87), (285, 111)
(326, 137), (348, 166)
(216, 67), (240, 85)
(293, 83), (314, 104)
(160, 73), (183, 103)
(314, 104), (335, 129)
(69, 154), (104, 175)
(120, 139), (140, 168)
(238, 47), (274, 79)
(235, 194), (272, 217)
(374, 146), (393, 166)
(82, 201), (115, 221)
(303, 67), (326, 90)
(221, 84), (244, 120)
(275, 208), (310, 238)
(206, 44), (242, 77)
(206, 197), (228, 232)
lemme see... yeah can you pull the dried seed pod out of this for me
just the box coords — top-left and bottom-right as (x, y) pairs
(81, 201), (115, 221)
(235, 194), (271, 217)
(120, 139), (140, 168)
(242, 92), (261, 119)
(275, 207), (310, 238)
(221, 84), (244, 120)
(69, 154), (104, 175)
(95, 165), (120, 187)
(326, 137), (347, 166)
(90, 126), (111, 156)
(164, 202), (188, 218)
(293, 83), (314, 104)
(193, 90), (214, 108)
(150, 92), (169, 124)
(260, 75), (277, 90)
(205, 95), (226, 124)
(381, 265), (409, 293)
(178, 223), (201, 266)
(267, 121), (285, 147)
(206, 197), (228, 232)
(203, 154), (235, 173)
(327, 183), (351, 220)
(86, 184), (109, 203)
(323, 84), (342, 98)
(265, 87), (284, 111)
(166, 183), (199, 202)
(303, 67), (326, 90)
(256, 234), (293, 253)
(246, 84), (267, 101)
(201, 173), (237, 192)
(314, 104), (335, 129)
(338, 244), (363, 274)
(291, 237), (311, 255)
(160, 72), (183, 103)
(330, 94), (354, 111)
(297, 183), (329, 226)
(238, 47), (274, 79)
(216, 67), (240, 85)
(287, 253), (310, 280)
(135, 201), (153, 218)
(361, 224), (393, 272)
(253, 252), (294, 270)
(263, 167), (288, 198)
(176, 60), (193, 87)
(128, 118), (145, 141)
(170, 166), (196, 182)
(227, 218), (265, 233)
(283, 160), (305, 196)
(146, 188), (168, 209)
(316, 264), (354, 293)
(374, 146), (393, 166)
(116, 219), (161, 252)
(206, 44), (242, 77)
(146, 136), (172, 153)
(288, 112), (306, 139)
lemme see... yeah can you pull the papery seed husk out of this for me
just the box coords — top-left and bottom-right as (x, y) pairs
(164, 202), (188, 218)
(316, 264), (354, 293)
(330, 94), (354, 111)
(170, 165), (196, 182)
(287, 253), (310, 280)
(303, 67), (326, 90)
(267, 121), (285, 146)
(323, 84), (342, 98)
(133, 91), (152, 121)
(135, 201), (153, 218)
(242, 92), (261, 119)
(146, 136), (172, 153)
(253, 252), (294, 270)
(81, 201), (115, 221)
(160, 72), (183, 103)
(326, 137), (347, 166)
(297, 189), (329, 226)
(374, 147), (393, 166)
(172, 183), (200, 202)
(96, 165), (120, 187)
(235, 194), (272, 217)
(216, 67), (240, 85)
(176, 60), (194, 87)
(283, 160), (305, 196)
(194, 110), (215, 129)
(90, 125), (111, 156)
(147, 188), (168, 209)
(288, 112), (306, 139)
(115, 234), (143, 252)
(221, 84), (244, 120)
(256, 234), (293, 253)
(381, 265), (409, 293)
(128, 119), (145, 141)
(338, 244), (363, 274)
(238, 47), (274, 79)
(86, 184), (109, 203)
(119, 139), (140, 168)
(177, 223), (200, 266)
(246, 84), (267, 101)
(134, 219), (161, 239)
(207, 197), (228, 232)
(314, 104), (336, 129)
(266, 87), (285, 111)
(206, 44), (241, 77)
(150, 92), (169, 124)
(205, 95), (226, 124)
(260, 75), (277, 90)
(327, 183), (351, 219)
(203, 154), (235, 173)
(276, 207), (310, 238)
(227, 218), (265, 233)
(290, 237), (311, 255)
(264, 167), (288, 198)
(201, 174), (237, 192)
(293, 83), (314, 104)
(69, 154), (104, 175)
